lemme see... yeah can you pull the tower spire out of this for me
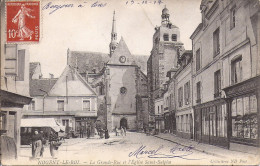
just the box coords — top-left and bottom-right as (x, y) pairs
(112, 10), (116, 34)
(109, 10), (118, 57)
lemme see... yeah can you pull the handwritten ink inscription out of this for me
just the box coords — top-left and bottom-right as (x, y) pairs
(42, 1), (107, 15)
(128, 144), (202, 160)
(42, 0), (164, 15)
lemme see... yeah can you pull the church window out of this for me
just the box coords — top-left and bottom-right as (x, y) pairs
(120, 87), (127, 95)
(172, 34), (177, 41)
(163, 34), (169, 41)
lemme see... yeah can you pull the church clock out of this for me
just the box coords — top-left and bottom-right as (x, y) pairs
(119, 56), (126, 63)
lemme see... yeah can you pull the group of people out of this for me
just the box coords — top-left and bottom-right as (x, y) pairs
(115, 126), (126, 136)
(97, 128), (110, 139)
(79, 126), (91, 138)
(31, 130), (60, 159)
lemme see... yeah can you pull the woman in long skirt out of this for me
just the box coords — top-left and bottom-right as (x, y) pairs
(49, 131), (59, 158)
(32, 130), (42, 159)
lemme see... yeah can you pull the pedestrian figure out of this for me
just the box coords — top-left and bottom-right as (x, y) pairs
(99, 129), (104, 139)
(79, 126), (84, 138)
(32, 130), (42, 159)
(120, 127), (124, 136)
(40, 130), (45, 157)
(86, 125), (91, 139)
(49, 131), (59, 159)
(115, 127), (118, 136)
(105, 129), (109, 139)
(123, 126), (127, 136)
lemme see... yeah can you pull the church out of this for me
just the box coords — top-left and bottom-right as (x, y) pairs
(67, 11), (149, 131)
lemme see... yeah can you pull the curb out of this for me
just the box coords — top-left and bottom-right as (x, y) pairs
(153, 135), (226, 158)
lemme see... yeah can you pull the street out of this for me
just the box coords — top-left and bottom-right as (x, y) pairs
(12, 132), (239, 165)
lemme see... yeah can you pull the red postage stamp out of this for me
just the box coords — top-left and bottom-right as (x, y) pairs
(6, 1), (40, 43)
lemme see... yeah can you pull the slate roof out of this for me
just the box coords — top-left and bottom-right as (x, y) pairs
(29, 62), (40, 78)
(69, 51), (109, 74)
(69, 49), (149, 74)
(30, 78), (58, 96)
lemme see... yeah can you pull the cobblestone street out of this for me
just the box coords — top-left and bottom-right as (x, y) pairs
(10, 132), (258, 165)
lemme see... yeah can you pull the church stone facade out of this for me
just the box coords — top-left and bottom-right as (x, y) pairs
(67, 11), (148, 131)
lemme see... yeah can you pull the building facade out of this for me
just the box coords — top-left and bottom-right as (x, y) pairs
(190, 0), (260, 151)
(147, 6), (184, 128)
(23, 64), (98, 136)
(0, 1), (32, 161)
(174, 50), (193, 139)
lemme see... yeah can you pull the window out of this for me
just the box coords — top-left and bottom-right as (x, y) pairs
(196, 49), (201, 71)
(83, 100), (90, 111)
(217, 104), (227, 137)
(172, 34), (177, 41)
(62, 119), (69, 126)
(178, 87), (183, 107)
(29, 101), (35, 110)
(163, 34), (169, 41)
(214, 70), (221, 98)
(17, 49), (25, 81)
(184, 81), (190, 105)
(161, 105), (163, 113)
(158, 106), (160, 114)
(0, 112), (7, 131)
(120, 87), (127, 95)
(231, 56), (242, 84)
(230, 7), (236, 29)
(231, 95), (257, 141)
(196, 82), (201, 103)
(57, 100), (65, 111)
(213, 28), (220, 57)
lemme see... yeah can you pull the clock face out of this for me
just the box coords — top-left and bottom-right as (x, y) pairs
(119, 56), (126, 63)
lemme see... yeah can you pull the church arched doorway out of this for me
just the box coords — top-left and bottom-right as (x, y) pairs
(120, 118), (127, 129)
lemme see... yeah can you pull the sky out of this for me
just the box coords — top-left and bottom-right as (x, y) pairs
(27, 0), (202, 77)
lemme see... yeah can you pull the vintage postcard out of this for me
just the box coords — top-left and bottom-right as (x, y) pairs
(0, 0), (260, 165)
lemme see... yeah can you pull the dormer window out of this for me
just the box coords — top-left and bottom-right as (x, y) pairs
(163, 34), (169, 41)
(172, 34), (177, 41)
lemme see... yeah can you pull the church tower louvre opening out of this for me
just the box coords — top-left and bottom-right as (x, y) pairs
(109, 10), (118, 57)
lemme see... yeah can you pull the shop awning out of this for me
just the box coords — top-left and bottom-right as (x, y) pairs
(21, 118), (64, 132)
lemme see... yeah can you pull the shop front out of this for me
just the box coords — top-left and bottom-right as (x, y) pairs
(223, 76), (260, 152)
(155, 115), (164, 133)
(176, 110), (193, 140)
(194, 99), (228, 148)
(164, 111), (176, 134)
(75, 117), (96, 137)
(0, 90), (32, 160)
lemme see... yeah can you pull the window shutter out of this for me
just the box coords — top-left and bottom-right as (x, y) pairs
(17, 49), (25, 81)
(5, 44), (17, 75)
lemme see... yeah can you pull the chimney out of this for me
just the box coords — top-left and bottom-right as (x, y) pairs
(49, 73), (54, 79)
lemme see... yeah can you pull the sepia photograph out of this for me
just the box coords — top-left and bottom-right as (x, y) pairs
(0, 0), (260, 165)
